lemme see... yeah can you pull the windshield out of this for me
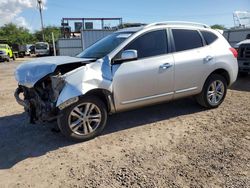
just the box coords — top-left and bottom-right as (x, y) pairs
(35, 43), (48, 50)
(77, 32), (134, 59)
(0, 44), (6, 48)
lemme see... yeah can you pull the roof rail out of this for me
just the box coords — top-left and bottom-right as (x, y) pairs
(145, 21), (210, 28)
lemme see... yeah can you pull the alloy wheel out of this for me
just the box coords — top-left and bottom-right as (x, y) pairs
(207, 80), (225, 106)
(68, 102), (102, 136)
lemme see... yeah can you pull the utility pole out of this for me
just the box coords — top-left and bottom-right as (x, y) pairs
(37, 0), (45, 41)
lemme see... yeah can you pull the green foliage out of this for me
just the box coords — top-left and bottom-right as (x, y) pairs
(118, 22), (146, 29)
(0, 23), (61, 45)
(211, 24), (227, 30)
(0, 23), (35, 45)
(34, 26), (61, 43)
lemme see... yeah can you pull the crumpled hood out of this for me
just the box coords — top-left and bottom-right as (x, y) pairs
(15, 56), (94, 88)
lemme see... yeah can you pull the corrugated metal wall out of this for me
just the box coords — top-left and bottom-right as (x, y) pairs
(57, 30), (115, 56)
(81, 30), (115, 49)
(223, 29), (250, 46)
(57, 38), (82, 56)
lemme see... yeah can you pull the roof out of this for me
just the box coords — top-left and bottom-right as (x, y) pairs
(117, 21), (210, 33)
(145, 21), (210, 29)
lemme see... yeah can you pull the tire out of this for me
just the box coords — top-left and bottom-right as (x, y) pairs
(6, 55), (10, 62)
(57, 96), (107, 142)
(196, 74), (227, 108)
(12, 54), (16, 60)
(238, 72), (248, 78)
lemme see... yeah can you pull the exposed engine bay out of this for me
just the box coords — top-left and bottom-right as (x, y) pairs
(15, 62), (88, 123)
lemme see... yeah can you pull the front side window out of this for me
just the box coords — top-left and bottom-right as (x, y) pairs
(172, 29), (203, 52)
(124, 30), (168, 59)
(0, 44), (6, 48)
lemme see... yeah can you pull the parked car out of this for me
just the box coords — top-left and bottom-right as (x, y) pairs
(35, 42), (50, 56)
(25, 44), (34, 56)
(234, 35), (250, 77)
(29, 45), (35, 55)
(15, 21), (238, 141)
(0, 44), (15, 62)
(12, 44), (28, 58)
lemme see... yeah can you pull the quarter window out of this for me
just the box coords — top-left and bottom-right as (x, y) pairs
(172, 29), (203, 52)
(201, 30), (218, 45)
(124, 30), (168, 59)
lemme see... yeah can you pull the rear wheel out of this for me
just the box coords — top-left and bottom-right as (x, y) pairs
(58, 96), (107, 142)
(12, 54), (16, 60)
(196, 74), (227, 108)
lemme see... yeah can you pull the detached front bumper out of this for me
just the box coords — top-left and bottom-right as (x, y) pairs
(14, 87), (29, 109)
(14, 85), (60, 123)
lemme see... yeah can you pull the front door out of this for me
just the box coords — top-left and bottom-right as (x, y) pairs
(112, 29), (175, 111)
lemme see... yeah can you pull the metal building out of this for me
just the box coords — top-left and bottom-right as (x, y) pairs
(57, 17), (122, 56)
(223, 28), (250, 47)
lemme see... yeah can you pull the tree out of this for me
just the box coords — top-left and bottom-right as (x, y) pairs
(211, 24), (227, 30)
(0, 23), (35, 45)
(118, 22), (146, 29)
(34, 26), (61, 43)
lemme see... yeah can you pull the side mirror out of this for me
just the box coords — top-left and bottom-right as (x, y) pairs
(121, 50), (138, 61)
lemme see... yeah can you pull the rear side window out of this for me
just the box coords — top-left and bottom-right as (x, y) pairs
(172, 29), (203, 52)
(125, 30), (168, 59)
(201, 30), (218, 45)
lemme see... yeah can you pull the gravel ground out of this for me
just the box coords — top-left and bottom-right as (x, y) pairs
(0, 58), (249, 188)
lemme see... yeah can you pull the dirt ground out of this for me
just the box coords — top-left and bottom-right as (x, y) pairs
(0, 58), (249, 188)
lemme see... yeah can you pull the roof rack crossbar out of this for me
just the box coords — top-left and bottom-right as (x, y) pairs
(145, 21), (210, 28)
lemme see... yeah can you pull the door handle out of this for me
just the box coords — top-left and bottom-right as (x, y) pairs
(204, 56), (214, 63)
(159, 63), (173, 70)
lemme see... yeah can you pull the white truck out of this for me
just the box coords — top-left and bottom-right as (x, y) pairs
(235, 36), (250, 76)
(35, 42), (50, 56)
(223, 28), (250, 76)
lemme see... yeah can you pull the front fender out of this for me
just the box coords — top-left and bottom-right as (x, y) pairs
(56, 60), (112, 107)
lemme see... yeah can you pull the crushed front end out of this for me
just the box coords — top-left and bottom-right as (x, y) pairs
(15, 73), (65, 123)
(14, 56), (95, 123)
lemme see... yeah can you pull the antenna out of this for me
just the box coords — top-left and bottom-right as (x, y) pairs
(37, 0), (45, 41)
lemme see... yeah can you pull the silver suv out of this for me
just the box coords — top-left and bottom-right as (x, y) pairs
(15, 22), (238, 141)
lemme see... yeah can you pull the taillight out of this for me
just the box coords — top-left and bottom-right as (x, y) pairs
(229, 47), (238, 58)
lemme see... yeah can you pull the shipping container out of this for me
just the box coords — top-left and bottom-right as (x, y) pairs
(81, 30), (115, 49)
(223, 28), (250, 47)
(57, 30), (115, 56)
(57, 38), (82, 56)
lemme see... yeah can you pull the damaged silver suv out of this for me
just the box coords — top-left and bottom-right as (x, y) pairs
(15, 22), (238, 141)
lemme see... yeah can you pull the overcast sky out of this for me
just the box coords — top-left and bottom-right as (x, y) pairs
(0, 0), (249, 31)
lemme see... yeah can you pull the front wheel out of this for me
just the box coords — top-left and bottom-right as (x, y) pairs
(6, 54), (10, 62)
(58, 96), (107, 142)
(196, 74), (227, 108)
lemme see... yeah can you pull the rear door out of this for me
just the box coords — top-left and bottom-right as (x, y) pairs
(171, 28), (214, 98)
